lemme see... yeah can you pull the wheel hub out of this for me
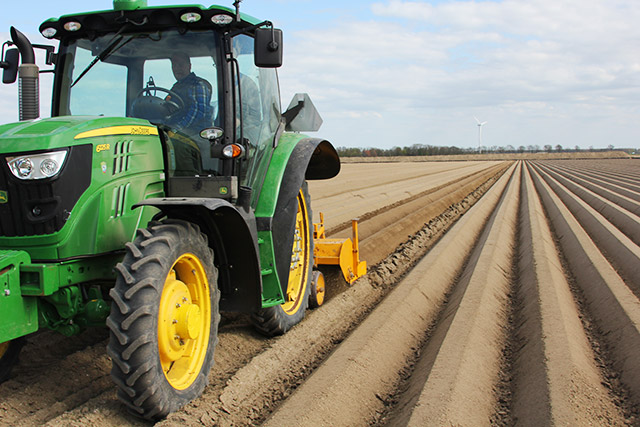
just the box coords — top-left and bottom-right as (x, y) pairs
(158, 271), (202, 362)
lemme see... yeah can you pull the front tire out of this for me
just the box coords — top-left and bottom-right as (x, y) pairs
(252, 186), (313, 336)
(107, 219), (219, 420)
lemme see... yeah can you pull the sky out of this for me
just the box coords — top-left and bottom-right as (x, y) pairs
(1, 0), (639, 150)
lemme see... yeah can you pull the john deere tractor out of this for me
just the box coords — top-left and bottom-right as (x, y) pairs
(0, 0), (348, 419)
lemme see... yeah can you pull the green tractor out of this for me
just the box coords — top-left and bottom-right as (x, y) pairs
(0, 0), (341, 419)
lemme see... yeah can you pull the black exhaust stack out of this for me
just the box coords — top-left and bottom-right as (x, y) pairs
(10, 27), (39, 121)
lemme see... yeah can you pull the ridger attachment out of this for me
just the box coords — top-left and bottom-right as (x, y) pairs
(313, 213), (367, 284)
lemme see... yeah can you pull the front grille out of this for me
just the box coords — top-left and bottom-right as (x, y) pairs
(0, 144), (92, 237)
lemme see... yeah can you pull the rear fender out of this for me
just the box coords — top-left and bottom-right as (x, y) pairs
(255, 137), (340, 299)
(134, 198), (262, 312)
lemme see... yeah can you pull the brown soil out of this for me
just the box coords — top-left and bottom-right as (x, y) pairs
(265, 159), (640, 426)
(2, 158), (639, 426)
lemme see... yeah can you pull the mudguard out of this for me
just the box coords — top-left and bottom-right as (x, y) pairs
(134, 197), (262, 312)
(255, 136), (340, 301)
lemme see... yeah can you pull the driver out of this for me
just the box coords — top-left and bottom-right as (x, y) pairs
(165, 52), (214, 137)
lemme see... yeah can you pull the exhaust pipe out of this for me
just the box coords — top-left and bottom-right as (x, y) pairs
(10, 27), (39, 121)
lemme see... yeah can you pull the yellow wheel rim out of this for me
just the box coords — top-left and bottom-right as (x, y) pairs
(315, 273), (326, 306)
(0, 341), (8, 359)
(282, 190), (311, 315)
(158, 253), (211, 390)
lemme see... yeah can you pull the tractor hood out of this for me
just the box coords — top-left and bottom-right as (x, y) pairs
(0, 116), (158, 154)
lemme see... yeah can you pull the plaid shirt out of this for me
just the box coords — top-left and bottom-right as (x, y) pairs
(169, 72), (213, 132)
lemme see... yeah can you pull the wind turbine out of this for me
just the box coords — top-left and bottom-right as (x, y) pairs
(474, 116), (487, 153)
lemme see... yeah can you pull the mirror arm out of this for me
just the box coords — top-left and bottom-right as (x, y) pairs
(225, 20), (273, 40)
(1, 41), (13, 68)
(1, 41), (56, 66)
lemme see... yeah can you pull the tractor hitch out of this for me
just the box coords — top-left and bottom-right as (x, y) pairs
(313, 214), (367, 285)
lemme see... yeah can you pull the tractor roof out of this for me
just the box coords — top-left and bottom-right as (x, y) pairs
(39, 2), (262, 41)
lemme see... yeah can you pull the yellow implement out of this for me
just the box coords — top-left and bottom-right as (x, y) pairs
(313, 213), (367, 284)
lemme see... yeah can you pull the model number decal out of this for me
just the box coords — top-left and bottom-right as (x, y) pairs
(96, 144), (111, 153)
(130, 126), (152, 135)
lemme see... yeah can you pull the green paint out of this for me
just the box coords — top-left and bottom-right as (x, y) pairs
(113, 0), (147, 11)
(0, 251), (38, 343)
(257, 230), (285, 307)
(0, 117), (164, 261)
(254, 132), (309, 306)
(254, 132), (308, 219)
(0, 116), (164, 340)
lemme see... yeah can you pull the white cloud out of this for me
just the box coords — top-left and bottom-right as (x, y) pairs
(277, 0), (640, 148)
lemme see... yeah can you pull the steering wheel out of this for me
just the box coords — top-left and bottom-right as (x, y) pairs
(131, 86), (185, 122)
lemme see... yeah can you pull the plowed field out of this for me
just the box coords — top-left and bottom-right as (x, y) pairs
(2, 158), (639, 426)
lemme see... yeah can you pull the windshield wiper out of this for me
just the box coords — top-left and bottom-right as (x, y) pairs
(71, 34), (134, 88)
(70, 14), (150, 88)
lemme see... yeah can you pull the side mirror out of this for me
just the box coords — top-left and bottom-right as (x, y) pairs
(254, 27), (283, 68)
(1, 48), (19, 84)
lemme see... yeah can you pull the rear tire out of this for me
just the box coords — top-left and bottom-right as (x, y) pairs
(0, 339), (24, 383)
(252, 185), (313, 336)
(107, 219), (219, 421)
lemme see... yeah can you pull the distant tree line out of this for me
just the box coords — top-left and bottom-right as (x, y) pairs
(337, 144), (468, 157)
(336, 143), (626, 157)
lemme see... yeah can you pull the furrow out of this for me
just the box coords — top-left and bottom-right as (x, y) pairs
(399, 161), (520, 426)
(354, 164), (509, 265)
(534, 162), (640, 245)
(529, 162), (640, 411)
(310, 162), (503, 229)
(530, 162), (640, 297)
(263, 164), (518, 426)
(510, 163), (626, 425)
(554, 163), (640, 196)
(309, 161), (489, 200)
(537, 162), (640, 215)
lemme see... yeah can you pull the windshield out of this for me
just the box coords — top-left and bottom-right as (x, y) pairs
(56, 30), (220, 119)
(55, 29), (222, 174)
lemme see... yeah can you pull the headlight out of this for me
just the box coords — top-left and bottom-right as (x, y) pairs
(41, 27), (57, 39)
(63, 21), (82, 32)
(6, 150), (68, 180)
(211, 14), (233, 25)
(180, 12), (202, 23)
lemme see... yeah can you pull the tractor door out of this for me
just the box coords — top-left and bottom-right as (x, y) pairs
(230, 34), (281, 207)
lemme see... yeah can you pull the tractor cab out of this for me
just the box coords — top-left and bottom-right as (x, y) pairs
(40, 2), (289, 204)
